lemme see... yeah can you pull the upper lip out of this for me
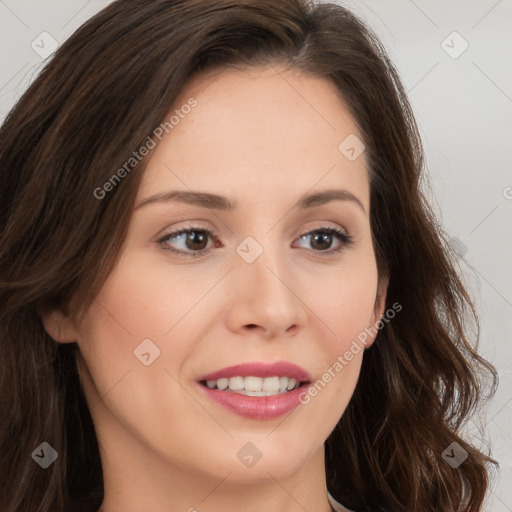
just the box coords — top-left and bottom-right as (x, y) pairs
(198, 361), (312, 382)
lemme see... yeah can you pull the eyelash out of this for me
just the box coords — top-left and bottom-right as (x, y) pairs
(157, 225), (354, 258)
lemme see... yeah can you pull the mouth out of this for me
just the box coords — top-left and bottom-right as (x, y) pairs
(197, 362), (312, 419)
(199, 375), (307, 396)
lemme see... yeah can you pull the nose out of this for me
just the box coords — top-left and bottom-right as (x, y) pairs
(224, 242), (308, 339)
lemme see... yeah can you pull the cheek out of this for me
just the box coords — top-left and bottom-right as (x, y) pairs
(299, 249), (378, 409)
(74, 267), (206, 465)
(292, 269), (376, 444)
(73, 263), (168, 399)
(311, 251), (379, 350)
(74, 251), (218, 403)
(80, 257), (205, 350)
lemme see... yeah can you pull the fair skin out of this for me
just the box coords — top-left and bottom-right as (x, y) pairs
(43, 65), (386, 512)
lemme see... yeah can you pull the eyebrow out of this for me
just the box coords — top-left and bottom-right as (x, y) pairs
(134, 188), (366, 213)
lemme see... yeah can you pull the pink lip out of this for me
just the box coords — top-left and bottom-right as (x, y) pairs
(197, 361), (312, 420)
(197, 384), (310, 419)
(198, 361), (311, 382)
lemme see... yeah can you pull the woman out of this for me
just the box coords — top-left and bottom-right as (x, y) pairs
(0, 1), (498, 511)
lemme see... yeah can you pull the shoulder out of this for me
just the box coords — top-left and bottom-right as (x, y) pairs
(328, 491), (356, 512)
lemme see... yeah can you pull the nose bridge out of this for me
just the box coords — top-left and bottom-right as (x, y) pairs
(226, 232), (306, 336)
(241, 231), (292, 293)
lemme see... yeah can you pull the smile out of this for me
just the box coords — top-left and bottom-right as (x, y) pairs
(197, 362), (312, 419)
(201, 375), (302, 396)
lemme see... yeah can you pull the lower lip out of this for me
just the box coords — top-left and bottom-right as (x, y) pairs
(197, 383), (309, 419)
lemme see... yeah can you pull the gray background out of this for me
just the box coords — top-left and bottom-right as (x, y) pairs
(1, 0), (511, 510)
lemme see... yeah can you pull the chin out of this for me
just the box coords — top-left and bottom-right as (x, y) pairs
(208, 431), (322, 482)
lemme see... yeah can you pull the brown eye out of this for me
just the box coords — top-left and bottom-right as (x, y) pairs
(295, 227), (353, 255)
(310, 232), (335, 251)
(158, 228), (217, 256)
(181, 230), (209, 251)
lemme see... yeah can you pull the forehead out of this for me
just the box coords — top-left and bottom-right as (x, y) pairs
(137, 65), (369, 212)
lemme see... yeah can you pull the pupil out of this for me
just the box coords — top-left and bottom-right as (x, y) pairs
(312, 232), (331, 250)
(186, 231), (207, 250)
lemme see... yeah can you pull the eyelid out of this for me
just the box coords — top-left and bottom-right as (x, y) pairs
(154, 220), (215, 239)
(156, 223), (220, 257)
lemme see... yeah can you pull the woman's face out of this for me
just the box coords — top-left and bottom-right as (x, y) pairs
(59, 66), (385, 483)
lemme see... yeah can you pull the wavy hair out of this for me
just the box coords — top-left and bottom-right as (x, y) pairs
(0, 0), (497, 511)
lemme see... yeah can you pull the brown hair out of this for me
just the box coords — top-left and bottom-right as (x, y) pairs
(0, 0), (498, 511)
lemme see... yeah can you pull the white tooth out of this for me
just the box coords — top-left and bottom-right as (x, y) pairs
(244, 376), (263, 392)
(215, 376), (299, 393)
(286, 378), (297, 390)
(262, 376), (280, 392)
(216, 378), (229, 390)
(228, 376), (244, 390)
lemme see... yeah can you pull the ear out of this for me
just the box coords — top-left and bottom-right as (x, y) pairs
(365, 277), (389, 348)
(38, 307), (79, 343)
